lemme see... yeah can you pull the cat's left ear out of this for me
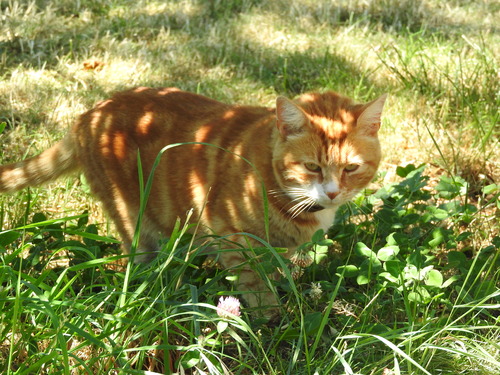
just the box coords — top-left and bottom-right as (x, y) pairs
(356, 93), (388, 136)
(276, 96), (309, 139)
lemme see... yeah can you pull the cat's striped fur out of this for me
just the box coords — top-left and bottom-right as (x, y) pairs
(0, 87), (387, 310)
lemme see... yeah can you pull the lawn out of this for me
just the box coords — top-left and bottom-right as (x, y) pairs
(0, 0), (499, 374)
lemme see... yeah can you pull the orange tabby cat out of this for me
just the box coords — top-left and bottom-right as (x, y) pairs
(0, 87), (387, 310)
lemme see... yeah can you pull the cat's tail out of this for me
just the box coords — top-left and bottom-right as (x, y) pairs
(0, 134), (80, 193)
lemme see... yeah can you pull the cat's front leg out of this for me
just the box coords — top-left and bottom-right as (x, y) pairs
(219, 250), (281, 316)
(234, 266), (280, 311)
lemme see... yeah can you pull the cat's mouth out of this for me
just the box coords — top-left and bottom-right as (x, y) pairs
(306, 204), (325, 213)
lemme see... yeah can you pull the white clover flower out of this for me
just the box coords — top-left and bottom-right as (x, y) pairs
(216, 296), (241, 318)
(309, 282), (322, 301)
(290, 250), (313, 268)
(291, 265), (305, 280)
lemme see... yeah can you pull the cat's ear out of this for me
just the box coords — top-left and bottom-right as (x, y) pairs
(276, 96), (309, 138)
(356, 93), (388, 136)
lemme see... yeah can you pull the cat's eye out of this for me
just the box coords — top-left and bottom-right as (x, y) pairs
(344, 164), (359, 172)
(304, 162), (321, 172)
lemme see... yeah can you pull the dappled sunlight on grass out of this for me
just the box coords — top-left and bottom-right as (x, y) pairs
(0, 0), (498, 373)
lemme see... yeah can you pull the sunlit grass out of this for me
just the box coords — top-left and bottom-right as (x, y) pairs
(0, 0), (498, 373)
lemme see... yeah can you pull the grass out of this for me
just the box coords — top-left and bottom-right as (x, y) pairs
(0, 0), (499, 374)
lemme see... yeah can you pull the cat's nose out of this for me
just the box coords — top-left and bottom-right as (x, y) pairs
(326, 191), (339, 200)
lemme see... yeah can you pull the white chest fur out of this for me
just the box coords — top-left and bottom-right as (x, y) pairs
(314, 208), (337, 233)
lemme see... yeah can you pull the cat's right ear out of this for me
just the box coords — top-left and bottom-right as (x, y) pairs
(276, 97), (309, 138)
(356, 93), (388, 136)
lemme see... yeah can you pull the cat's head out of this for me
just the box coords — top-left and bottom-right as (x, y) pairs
(272, 91), (387, 218)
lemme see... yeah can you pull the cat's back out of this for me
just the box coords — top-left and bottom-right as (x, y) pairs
(115, 87), (229, 117)
(73, 87), (276, 158)
(74, 87), (273, 140)
(79, 87), (228, 130)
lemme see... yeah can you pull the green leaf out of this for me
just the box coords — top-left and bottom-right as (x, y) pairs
(0, 121), (6, 134)
(355, 242), (376, 259)
(360, 257), (382, 273)
(83, 224), (99, 246)
(401, 166), (428, 192)
(32, 212), (48, 223)
(483, 183), (499, 195)
(304, 312), (322, 335)
(260, 260), (278, 274)
(493, 236), (500, 249)
(442, 275), (461, 288)
(336, 264), (358, 277)
(424, 269), (443, 287)
(311, 244), (329, 263)
(435, 175), (468, 199)
(386, 232), (398, 246)
(407, 291), (421, 303)
(356, 273), (370, 285)
(181, 350), (201, 369)
(402, 213), (421, 225)
(317, 238), (334, 246)
(367, 323), (391, 334)
(0, 231), (21, 247)
(217, 320), (228, 333)
(396, 164), (419, 177)
(408, 287), (431, 304)
(377, 245), (400, 261)
(426, 206), (449, 220)
(17, 351), (59, 374)
(428, 228), (445, 248)
(77, 212), (89, 227)
(447, 251), (468, 269)
(379, 271), (399, 283)
(385, 260), (404, 278)
(404, 264), (420, 281)
(456, 231), (473, 242)
(311, 229), (325, 243)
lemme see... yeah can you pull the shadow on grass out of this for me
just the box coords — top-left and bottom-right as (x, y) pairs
(0, 0), (453, 92)
(0, 0), (497, 129)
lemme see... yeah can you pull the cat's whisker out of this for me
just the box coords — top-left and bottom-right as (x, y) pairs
(287, 197), (316, 219)
(289, 205), (308, 219)
(289, 195), (308, 203)
(269, 187), (313, 214)
(287, 187), (308, 194)
(270, 187), (306, 196)
(279, 199), (302, 219)
(268, 189), (289, 198)
(268, 187), (312, 219)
